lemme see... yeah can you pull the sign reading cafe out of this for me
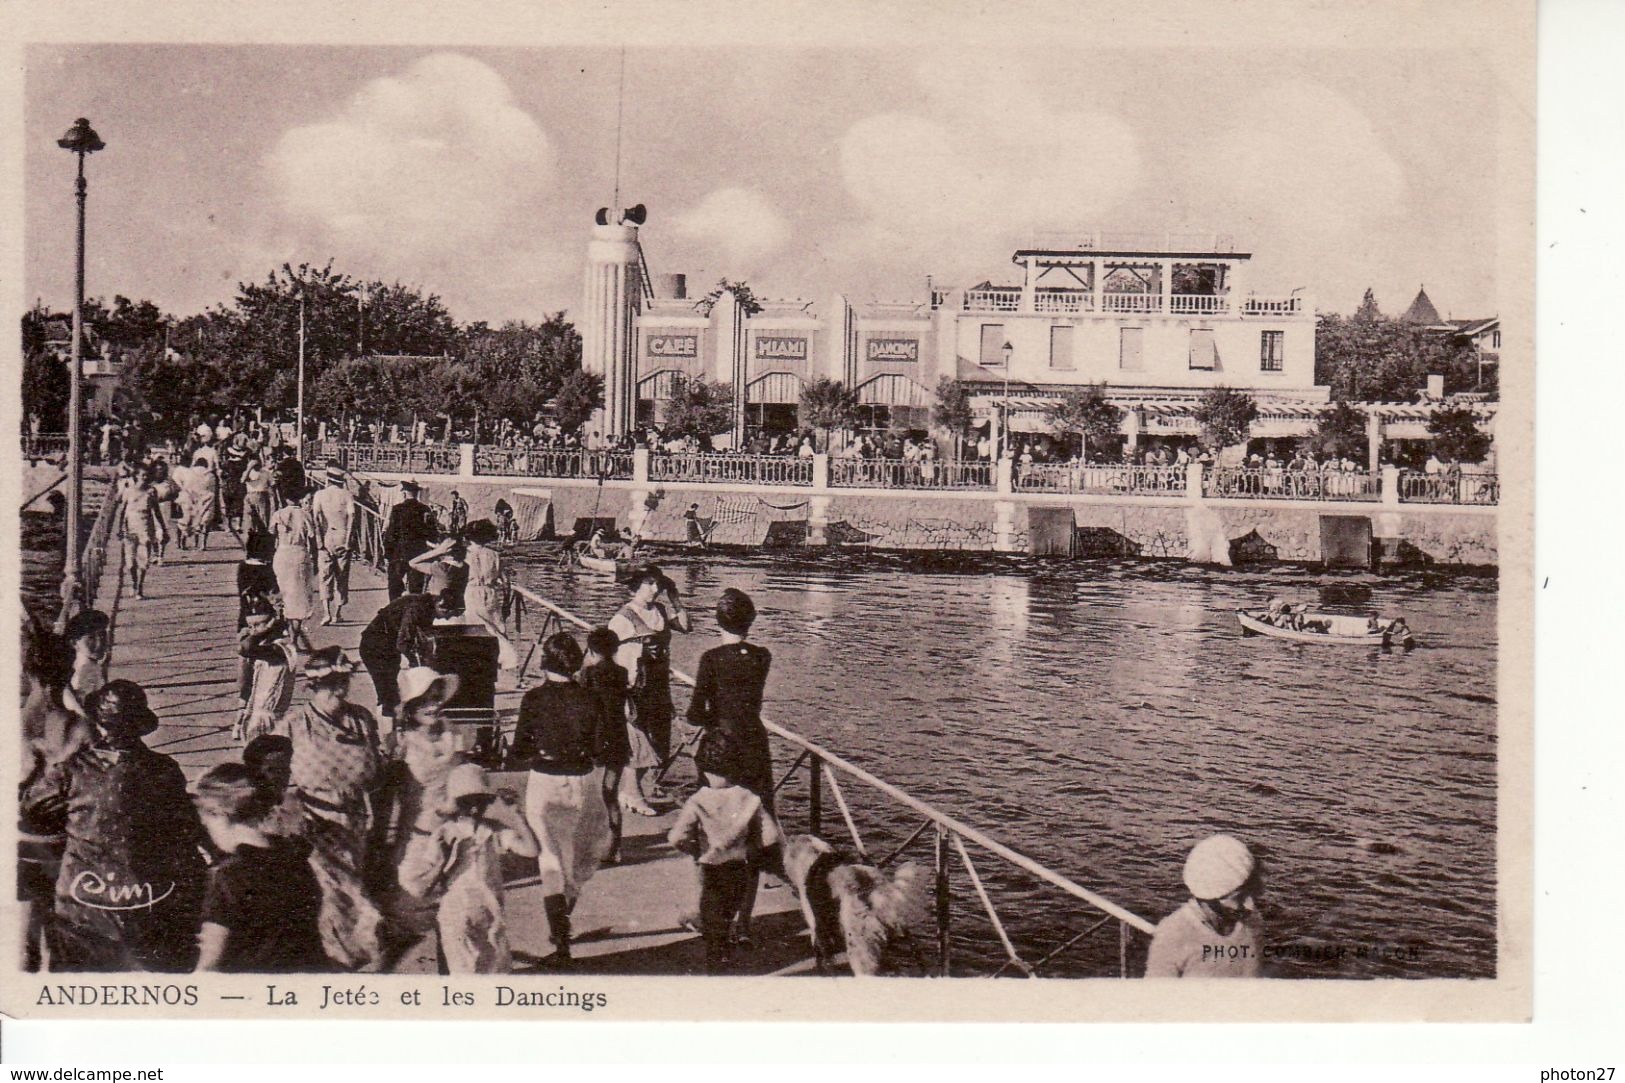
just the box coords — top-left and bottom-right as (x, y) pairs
(866, 337), (919, 362)
(753, 335), (808, 361)
(646, 332), (699, 359)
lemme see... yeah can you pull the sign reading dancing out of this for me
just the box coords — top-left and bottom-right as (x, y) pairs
(866, 337), (919, 362)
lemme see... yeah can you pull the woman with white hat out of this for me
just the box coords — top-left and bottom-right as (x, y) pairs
(1144, 834), (1265, 978)
(398, 763), (536, 974)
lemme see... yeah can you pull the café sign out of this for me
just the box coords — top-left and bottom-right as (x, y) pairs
(646, 333), (699, 359)
(754, 335), (808, 361)
(866, 337), (919, 362)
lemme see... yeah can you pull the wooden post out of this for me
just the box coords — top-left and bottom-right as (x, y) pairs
(935, 824), (951, 977)
(809, 754), (823, 837)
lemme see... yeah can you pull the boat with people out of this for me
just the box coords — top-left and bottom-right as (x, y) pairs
(565, 528), (639, 574)
(1237, 600), (1415, 648)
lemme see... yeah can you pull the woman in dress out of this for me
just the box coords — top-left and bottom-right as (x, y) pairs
(235, 593), (295, 745)
(505, 633), (612, 964)
(240, 451), (274, 537)
(608, 565), (690, 816)
(270, 486), (320, 651)
(685, 588), (778, 940)
(278, 648), (385, 972)
(460, 519), (516, 670)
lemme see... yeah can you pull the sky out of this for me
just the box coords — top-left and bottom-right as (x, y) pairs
(23, 42), (1505, 327)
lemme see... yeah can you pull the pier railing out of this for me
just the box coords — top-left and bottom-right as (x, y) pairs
(1017, 463), (1185, 496)
(1205, 467), (1381, 502)
(651, 452), (815, 487)
(22, 433), (70, 461)
(829, 457), (995, 491)
(1398, 470), (1499, 506)
(312, 441), (462, 475)
(475, 446), (634, 480)
(503, 578), (1158, 979)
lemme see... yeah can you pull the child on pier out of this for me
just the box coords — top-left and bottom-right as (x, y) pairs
(668, 733), (781, 975)
(399, 764), (537, 975)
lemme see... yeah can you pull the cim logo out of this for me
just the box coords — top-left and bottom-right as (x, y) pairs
(647, 334), (699, 359)
(754, 336), (808, 361)
(866, 337), (918, 362)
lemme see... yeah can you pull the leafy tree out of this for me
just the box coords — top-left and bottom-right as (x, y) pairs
(552, 369), (604, 436)
(1194, 386), (1258, 451)
(457, 314), (581, 398)
(20, 305), (69, 430)
(798, 376), (859, 452)
(696, 278), (764, 317)
(1354, 288), (1382, 322)
(1308, 400), (1369, 462)
(1315, 311), (1479, 401)
(932, 377), (975, 458)
(1044, 383), (1125, 461)
(1427, 403), (1491, 463)
(663, 376), (735, 445)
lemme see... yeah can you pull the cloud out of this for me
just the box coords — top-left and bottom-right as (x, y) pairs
(267, 53), (553, 264)
(836, 56), (1140, 283)
(672, 187), (791, 270)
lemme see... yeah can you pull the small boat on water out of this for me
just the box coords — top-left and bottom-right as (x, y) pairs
(1236, 609), (1416, 648)
(576, 552), (623, 574)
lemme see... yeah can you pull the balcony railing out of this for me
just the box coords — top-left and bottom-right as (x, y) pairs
(1169, 294), (1229, 315)
(1241, 296), (1303, 316)
(1034, 290), (1094, 313)
(1398, 471), (1499, 506)
(650, 452), (815, 487)
(1100, 293), (1162, 314)
(474, 446), (633, 480)
(319, 442), (462, 475)
(1205, 467), (1380, 502)
(963, 288), (1022, 313)
(830, 457), (995, 491)
(1017, 463), (1186, 496)
(22, 433), (70, 460)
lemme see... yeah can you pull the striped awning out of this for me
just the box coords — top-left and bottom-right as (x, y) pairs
(746, 371), (804, 404)
(855, 373), (931, 407)
(636, 369), (687, 399)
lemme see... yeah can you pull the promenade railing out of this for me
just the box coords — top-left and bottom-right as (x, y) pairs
(1017, 463), (1185, 496)
(475, 446), (634, 480)
(1205, 467), (1381, 502)
(23, 433), (70, 460)
(829, 457), (995, 491)
(1398, 470), (1500, 506)
(318, 441), (461, 475)
(650, 452), (815, 487)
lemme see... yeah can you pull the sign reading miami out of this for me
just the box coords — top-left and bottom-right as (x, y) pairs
(866, 337), (919, 362)
(754, 335), (808, 361)
(646, 333), (699, 359)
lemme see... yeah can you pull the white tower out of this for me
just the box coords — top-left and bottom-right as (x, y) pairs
(582, 217), (644, 439)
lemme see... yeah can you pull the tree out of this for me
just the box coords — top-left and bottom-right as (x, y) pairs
(20, 304), (69, 430)
(1194, 386), (1258, 451)
(696, 278), (764, 317)
(1427, 403), (1491, 463)
(932, 377), (975, 458)
(457, 314), (581, 398)
(1308, 400), (1369, 462)
(663, 376), (734, 445)
(552, 369), (604, 436)
(1315, 311), (1478, 401)
(1044, 383), (1125, 461)
(1354, 288), (1382, 322)
(798, 376), (859, 452)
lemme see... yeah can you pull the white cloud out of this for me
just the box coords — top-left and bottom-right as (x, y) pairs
(672, 187), (791, 270)
(836, 57), (1140, 282)
(268, 53), (553, 263)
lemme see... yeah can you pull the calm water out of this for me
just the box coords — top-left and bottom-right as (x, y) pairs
(513, 547), (1498, 979)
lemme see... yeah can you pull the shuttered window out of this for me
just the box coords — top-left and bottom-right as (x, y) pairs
(1189, 329), (1217, 370)
(1050, 325), (1075, 369)
(980, 324), (1006, 366)
(1119, 327), (1143, 371)
(1259, 330), (1284, 372)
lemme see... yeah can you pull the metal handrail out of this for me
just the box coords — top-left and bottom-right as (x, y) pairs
(58, 480), (122, 629)
(505, 581), (1157, 977)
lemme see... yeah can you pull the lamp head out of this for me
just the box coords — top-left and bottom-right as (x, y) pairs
(57, 118), (105, 156)
(1001, 340), (1013, 363)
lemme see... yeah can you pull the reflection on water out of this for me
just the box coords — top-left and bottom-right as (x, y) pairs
(515, 546), (1498, 979)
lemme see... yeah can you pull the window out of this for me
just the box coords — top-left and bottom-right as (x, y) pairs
(1260, 330), (1284, 372)
(1119, 327), (1143, 371)
(979, 324), (1006, 366)
(1189, 329), (1217, 371)
(1049, 325), (1075, 369)
(1490, 329), (1501, 350)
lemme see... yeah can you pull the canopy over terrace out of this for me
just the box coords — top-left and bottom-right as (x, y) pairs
(972, 392), (1496, 468)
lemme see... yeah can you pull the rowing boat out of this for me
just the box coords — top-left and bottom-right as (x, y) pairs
(1236, 609), (1415, 648)
(576, 552), (623, 574)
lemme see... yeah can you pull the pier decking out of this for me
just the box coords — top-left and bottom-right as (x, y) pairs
(101, 535), (812, 976)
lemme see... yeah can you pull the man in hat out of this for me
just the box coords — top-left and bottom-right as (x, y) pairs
(383, 480), (438, 600)
(312, 465), (357, 625)
(23, 680), (207, 971)
(1144, 834), (1264, 978)
(271, 444), (307, 509)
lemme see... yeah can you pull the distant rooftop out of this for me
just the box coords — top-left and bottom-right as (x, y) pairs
(1017, 230), (1244, 258)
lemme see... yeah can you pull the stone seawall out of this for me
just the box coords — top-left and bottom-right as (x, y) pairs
(367, 474), (1497, 569)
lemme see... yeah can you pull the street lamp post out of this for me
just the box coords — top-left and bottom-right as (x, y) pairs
(56, 118), (105, 628)
(999, 340), (1014, 458)
(296, 293), (306, 456)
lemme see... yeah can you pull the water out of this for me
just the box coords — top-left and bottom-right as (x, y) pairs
(20, 511), (68, 626)
(513, 546), (1498, 979)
